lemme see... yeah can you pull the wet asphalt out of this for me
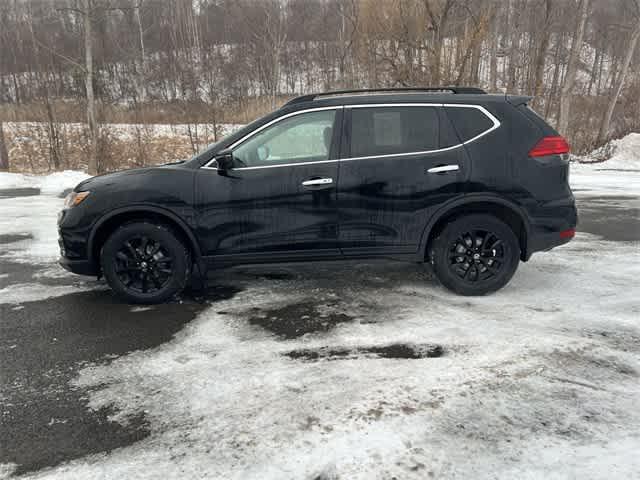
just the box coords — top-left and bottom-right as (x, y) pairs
(0, 187), (638, 476)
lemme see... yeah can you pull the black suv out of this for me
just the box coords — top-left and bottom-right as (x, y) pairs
(58, 87), (577, 303)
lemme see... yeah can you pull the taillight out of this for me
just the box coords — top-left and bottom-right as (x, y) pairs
(528, 136), (570, 157)
(559, 228), (576, 239)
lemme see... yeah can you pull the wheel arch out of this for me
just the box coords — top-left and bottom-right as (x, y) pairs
(421, 196), (531, 262)
(88, 206), (202, 268)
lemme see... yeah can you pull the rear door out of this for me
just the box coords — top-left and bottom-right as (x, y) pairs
(336, 104), (469, 255)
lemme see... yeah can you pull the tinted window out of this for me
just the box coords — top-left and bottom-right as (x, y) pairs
(444, 106), (493, 142)
(350, 106), (439, 158)
(233, 109), (336, 167)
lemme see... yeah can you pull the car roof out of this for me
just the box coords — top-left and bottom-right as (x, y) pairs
(282, 88), (511, 110)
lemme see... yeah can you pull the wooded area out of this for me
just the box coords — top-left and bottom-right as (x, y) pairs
(1, 0), (639, 174)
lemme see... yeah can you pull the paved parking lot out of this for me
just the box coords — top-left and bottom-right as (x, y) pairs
(1, 169), (639, 479)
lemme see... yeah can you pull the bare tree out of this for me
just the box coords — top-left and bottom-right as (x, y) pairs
(597, 3), (640, 145)
(134, 0), (148, 103)
(83, 0), (99, 175)
(558, 0), (589, 136)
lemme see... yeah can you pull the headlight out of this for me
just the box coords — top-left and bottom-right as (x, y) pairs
(64, 191), (90, 208)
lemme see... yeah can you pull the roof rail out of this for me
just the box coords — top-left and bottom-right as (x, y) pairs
(284, 86), (486, 106)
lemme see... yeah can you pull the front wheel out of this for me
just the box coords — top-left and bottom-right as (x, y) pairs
(430, 214), (520, 296)
(101, 222), (191, 304)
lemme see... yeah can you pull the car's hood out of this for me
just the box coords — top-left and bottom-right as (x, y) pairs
(74, 165), (180, 192)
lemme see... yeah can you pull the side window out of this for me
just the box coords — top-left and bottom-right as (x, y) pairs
(233, 110), (336, 167)
(350, 106), (439, 158)
(444, 106), (494, 143)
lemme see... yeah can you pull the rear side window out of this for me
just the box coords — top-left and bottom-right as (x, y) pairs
(350, 106), (439, 158)
(445, 106), (494, 142)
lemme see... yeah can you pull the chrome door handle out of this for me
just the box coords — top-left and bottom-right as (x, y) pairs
(302, 178), (333, 186)
(427, 165), (459, 174)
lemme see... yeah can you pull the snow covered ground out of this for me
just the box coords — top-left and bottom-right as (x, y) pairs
(1, 160), (639, 479)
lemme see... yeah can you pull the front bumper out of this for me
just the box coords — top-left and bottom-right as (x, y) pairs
(59, 256), (99, 276)
(58, 216), (97, 276)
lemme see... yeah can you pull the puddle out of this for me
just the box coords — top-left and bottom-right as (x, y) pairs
(0, 233), (33, 245)
(248, 302), (354, 339)
(188, 284), (243, 304)
(284, 343), (444, 361)
(244, 271), (296, 280)
(575, 195), (639, 241)
(0, 187), (41, 198)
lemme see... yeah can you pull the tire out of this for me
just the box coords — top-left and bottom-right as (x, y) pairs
(100, 221), (191, 304)
(430, 214), (520, 296)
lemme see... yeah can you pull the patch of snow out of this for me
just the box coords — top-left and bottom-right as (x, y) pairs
(573, 133), (640, 170)
(570, 168), (640, 196)
(0, 170), (89, 196)
(0, 171), (89, 263)
(37, 171), (91, 196)
(0, 195), (66, 263)
(0, 172), (38, 190)
(0, 282), (99, 305)
(130, 306), (154, 313)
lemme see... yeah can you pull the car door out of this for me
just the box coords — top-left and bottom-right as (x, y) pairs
(337, 104), (469, 255)
(194, 106), (343, 261)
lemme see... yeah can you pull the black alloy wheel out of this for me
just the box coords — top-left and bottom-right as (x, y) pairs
(448, 230), (505, 282)
(114, 235), (174, 294)
(430, 214), (520, 296)
(101, 222), (191, 304)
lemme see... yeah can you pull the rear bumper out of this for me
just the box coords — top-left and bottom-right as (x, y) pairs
(524, 196), (577, 260)
(526, 227), (575, 259)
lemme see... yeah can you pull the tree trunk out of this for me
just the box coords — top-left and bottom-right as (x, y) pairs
(134, 0), (148, 103)
(587, 43), (600, 96)
(597, 20), (640, 145)
(489, 2), (499, 91)
(455, 9), (491, 85)
(83, 0), (99, 175)
(532, 0), (553, 109)
(557, 0), (589, 136)
(506, 0), (521, 92)
(0, 121), (9, 171)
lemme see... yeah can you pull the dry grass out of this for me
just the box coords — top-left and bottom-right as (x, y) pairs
(0, 96), (293, 126)
(0, 96), (297, 173)
(4, 122), (240, 174)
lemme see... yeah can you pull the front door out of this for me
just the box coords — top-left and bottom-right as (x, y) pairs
(195, 107), (343, 261)
(337, 104), (468, 255)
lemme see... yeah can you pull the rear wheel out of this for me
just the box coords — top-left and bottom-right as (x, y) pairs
(101, 222), (190, 304)
(430, 214), (520, 296)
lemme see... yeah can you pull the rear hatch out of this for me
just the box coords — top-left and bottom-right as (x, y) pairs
(508, 97), (573, 202)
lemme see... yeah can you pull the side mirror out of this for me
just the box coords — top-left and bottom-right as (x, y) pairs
(214, 148), (234, 171)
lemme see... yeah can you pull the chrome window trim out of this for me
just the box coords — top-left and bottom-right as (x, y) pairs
(202, 106), (342, 169)
(216, 158), (341, 171)
(201, 103), (500, 170)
